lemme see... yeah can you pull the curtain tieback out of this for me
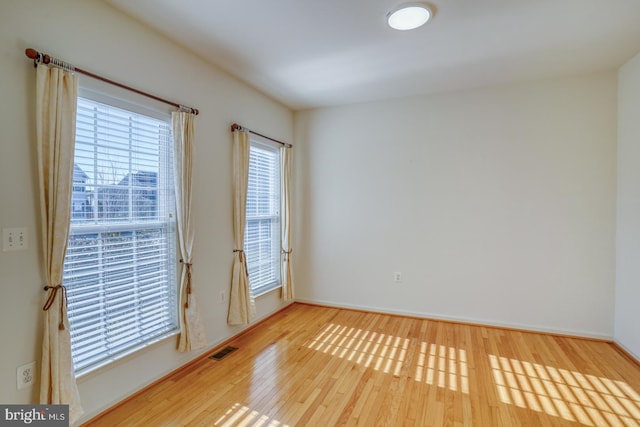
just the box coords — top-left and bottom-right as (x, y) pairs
(281, 248), (293, 261)
(180, 259), (193, 308)
(233, 249), (249, 276)
(43, 284), (67, 330)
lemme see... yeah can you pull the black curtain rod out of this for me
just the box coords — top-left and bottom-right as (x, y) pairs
(25, 48), (199, 115)
(231, 123), (292, 148)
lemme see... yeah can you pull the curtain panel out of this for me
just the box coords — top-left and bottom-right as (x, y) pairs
(173, 111), (207, 352)
(35, 63), (83, 424)
(228, 130), (256, 325)
(280, 146), (294, 301)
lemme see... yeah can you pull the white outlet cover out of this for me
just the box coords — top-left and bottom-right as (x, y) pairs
(17, 361), (36, 390)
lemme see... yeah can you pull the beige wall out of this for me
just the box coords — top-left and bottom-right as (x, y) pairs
(0, 0), (636, 422)
(295, 72), (618, 338)
(616, 51), (640, 360)
(0, 0), (293, 422)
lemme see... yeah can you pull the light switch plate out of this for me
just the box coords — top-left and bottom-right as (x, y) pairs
(2, 227), (28, 251)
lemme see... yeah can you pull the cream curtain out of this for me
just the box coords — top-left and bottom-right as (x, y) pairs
(280, 147), (294, 301)
(173, 111), (207, 352)
(36, 64), (83, 424)
(227, 129), (256, 325)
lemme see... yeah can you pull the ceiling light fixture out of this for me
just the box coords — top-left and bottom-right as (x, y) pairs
(387, 3), (433, 31)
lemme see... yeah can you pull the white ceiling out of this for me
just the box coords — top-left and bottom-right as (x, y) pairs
(104, 0), (640, 110)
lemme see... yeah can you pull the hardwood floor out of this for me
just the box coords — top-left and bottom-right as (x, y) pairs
(85, 303), (640, 426)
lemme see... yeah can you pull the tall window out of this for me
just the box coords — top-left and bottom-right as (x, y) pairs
(245, 140), (281, 295)
(63, 96), (178, 374)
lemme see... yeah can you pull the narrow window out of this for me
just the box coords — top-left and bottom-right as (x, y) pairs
(245, 139), (281, 295)
(64, 96), (178, 374)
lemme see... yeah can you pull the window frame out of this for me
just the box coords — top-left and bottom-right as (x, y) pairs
(64, 89), (180, 377)
(244, 137), (282, 296)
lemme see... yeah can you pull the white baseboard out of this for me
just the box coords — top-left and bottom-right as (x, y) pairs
(295, 298), (613, 341)
(613, 340), (640, 364)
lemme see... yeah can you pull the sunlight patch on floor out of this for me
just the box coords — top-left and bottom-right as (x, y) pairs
(214, 403), (289, 427)
(489, 354), (640, 427)
(306, 323), (409, 376)
(307, 323), (468, 393)
(415, 342), (469, 394)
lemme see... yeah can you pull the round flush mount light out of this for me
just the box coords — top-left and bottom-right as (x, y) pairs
(387, 3), (433, 30)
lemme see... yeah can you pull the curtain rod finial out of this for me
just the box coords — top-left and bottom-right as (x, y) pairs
(25, 48), (38, 59)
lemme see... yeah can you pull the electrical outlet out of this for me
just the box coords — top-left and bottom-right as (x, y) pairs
(17, 361), (36, 390)
(393, 272), (403, 283)
(3, 227), (28, 252)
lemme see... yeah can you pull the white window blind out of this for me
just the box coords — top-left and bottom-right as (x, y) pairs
(245, 140), (281, 295)
(64, 97), (178, 374)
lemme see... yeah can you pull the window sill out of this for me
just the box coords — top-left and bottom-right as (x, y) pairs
(75, 327), (180, 380)
(253, 284), (282, 299)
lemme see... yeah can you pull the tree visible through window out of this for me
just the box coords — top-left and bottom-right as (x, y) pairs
(245, 140), (281, 295)
(63, 97), (178, 374)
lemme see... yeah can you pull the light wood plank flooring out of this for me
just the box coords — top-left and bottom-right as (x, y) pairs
(85, 303), (640, 426)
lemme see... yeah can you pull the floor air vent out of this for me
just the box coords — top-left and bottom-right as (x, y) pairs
(209, 346), (238, 360)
